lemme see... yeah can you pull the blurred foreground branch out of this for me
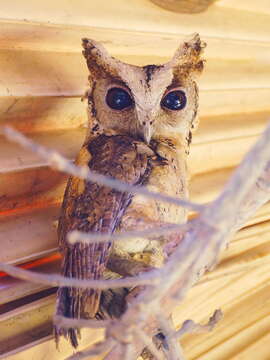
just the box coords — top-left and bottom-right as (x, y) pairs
(1, 123), (270, 360)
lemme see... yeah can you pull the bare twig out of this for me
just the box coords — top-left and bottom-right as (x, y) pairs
(158, 315), (185, 360)
(67, 223), (187, 245)
(1, 126), (203, 212)
(66, 339), (115, 360)
(134, 327), (165, 360)
(232, 160), (270, 232)
(200, 126), (270, 238)
(122, 342), (136, 360)
(0, 261), (161, 289)
(175, 309), (223, 338)
(1, 122), (270, 360)
(54, 315), (110, 329)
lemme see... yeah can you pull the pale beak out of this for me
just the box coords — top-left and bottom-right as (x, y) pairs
(136, 108), (154, 144)
(143, 122), (153, 144)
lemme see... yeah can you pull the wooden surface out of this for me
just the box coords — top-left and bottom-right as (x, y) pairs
(0, 0), (269, 359)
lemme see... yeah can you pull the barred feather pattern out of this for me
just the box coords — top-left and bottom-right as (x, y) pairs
(54, 135), (153, 347)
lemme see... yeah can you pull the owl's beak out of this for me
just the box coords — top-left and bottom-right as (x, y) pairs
(137, 109), (154, 144)
(143, 122), (153, 144)
(138, 113), (153, 144)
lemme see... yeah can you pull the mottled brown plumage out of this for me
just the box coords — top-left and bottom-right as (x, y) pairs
(55, 135), (157, 346)
(54, 33), (205, 348)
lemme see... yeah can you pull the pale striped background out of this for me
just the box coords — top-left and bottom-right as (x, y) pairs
(0, 1), (270, 359)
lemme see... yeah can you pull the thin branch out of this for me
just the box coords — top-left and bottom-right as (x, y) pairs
(232, 159), (270, 232)
(2, 126), (203, 212)
(202, 122), (270, 229)
(158, 315), (185, 360)
(175, 309), (223, 338)
(0, 261), (161, 289)
(68, 223), (187, 245)
(54, 315), (110, 329)
(133, 327), (165, 360)
(66, 339), (115, 360)
(113, 332), (136, 360)
(2, 122), (270, 360)
(122, 342), (137, 360)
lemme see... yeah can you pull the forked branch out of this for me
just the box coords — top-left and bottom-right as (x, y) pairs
(1, 123), (270, 360)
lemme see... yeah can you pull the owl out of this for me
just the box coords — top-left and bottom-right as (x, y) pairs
(54, 34), (205, 348)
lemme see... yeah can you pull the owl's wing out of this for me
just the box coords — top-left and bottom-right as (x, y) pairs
(56, 135), (151, 345)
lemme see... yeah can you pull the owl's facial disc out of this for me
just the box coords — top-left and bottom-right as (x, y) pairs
(83, 34), (204, 144)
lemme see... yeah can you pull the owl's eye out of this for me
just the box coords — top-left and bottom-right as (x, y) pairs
(161, 90), (187, 111)
(106, 87), (133, 110)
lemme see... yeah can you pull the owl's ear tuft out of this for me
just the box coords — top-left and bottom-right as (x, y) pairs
(170, 33), (206, 77)
(82, 38), (121, 79)
(82, 38), (109, 61)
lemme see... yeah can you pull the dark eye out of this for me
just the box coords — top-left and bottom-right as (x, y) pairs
(106, 87), (133, 110)
(161, 90), (187, 111)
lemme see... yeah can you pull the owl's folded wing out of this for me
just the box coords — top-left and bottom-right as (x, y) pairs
(55, 135), (151, 346)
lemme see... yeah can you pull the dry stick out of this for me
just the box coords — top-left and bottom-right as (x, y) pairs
(158, 315), (185, 360)
(175, 309), (223, 338)
(117, 332), (136, 360)
(122, 342), (136, 360)
(0, 261), (161, 289)
(54, 315), (110, 329)
(1, 126), (203, 212)
(104, 343), (135, 360)
(199, 123), (270, 270)
(133, 327), (165, 360)
(231, 160), (270, 232)
(68, 223), (188, 245)
(201, 129), (270, 235)
(105, 122), (270, 359)
(66, 339), (115, 360)
(2, 124), (270, 359)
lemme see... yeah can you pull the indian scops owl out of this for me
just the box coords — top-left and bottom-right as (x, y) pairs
(54, 33), (205, 347)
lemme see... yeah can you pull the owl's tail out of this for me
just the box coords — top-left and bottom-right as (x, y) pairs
(54, 287), (81, 348)
(54, 247), (101, 348)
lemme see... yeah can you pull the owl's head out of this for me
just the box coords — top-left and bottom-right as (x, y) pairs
(82, 34), (205, 146)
